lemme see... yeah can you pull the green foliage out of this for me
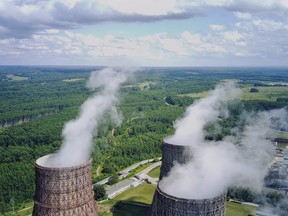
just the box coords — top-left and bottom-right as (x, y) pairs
(165, 96), (175, 105)
(266, 191), (284, 206)
(107, 174), (119, 185)
(228, 187), (255, 202)
(93, 184), (107, 201)
(250, 88), (259, 92)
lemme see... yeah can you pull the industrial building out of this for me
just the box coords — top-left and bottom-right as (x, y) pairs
(32, 154), (98, 216)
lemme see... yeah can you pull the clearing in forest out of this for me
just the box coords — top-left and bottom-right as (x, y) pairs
(63, 78), (85, 82)
(7, 74), (29, 81)
(179, 85), (288, 102)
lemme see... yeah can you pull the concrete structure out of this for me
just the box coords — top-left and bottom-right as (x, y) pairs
(160, 140), (191, 180)
(148, 185), (226, 216)
(149, 140), (227, 216)
(283, 146), (288, 166)
(32, 155), (98, 216)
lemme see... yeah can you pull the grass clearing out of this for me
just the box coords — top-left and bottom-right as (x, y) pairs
(179, 85), (288, 102)
(63, 78), (85, 82)
(99, 201), (149, 216)
(226, 201), (256, 216)
(147, 166), (160, 178)
(126, 162), (153, 178)
(138, 81), (158, 90)
(7, 74), (29, 81)
(113, 183), (156, 205)
(241, 86), (288, 101)
(179, 91), (208, 99)
(124, 81), (158, 90)
(4, 201), (34, 216)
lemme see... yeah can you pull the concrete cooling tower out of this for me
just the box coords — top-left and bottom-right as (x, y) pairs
(149, 185), (227, 216)
(32, 155), (98, 216)
(160, 140), (192, 180)
(148, 140), (227, 216)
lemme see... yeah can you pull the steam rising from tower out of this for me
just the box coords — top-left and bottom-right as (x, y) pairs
(32, 68), (134, 215)
(149, 82), (288, 216)
(162, 82), (287, 199)
(46, 68), (133, 167)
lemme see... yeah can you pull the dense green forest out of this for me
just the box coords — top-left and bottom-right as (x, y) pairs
(1, 66), (288, 213)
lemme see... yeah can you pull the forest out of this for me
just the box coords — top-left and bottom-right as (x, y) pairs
(0, 66), (288, 214)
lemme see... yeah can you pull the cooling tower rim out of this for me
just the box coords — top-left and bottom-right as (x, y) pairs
(162, 139), (190, 147)
(157, 184), (226, 202)
(35, 154), (92, 170)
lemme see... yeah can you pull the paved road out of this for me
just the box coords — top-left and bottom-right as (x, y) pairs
(95, 158), (159, 185)
(136, 161), (161, 185)
(106, 178), (142, 199)
(104, 160), (162, 199)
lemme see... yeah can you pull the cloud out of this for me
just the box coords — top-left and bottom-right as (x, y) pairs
(223, 31), (243, 42)
(0, 0), (288, 66)
(253, 19), (288, 32)
(0, 0), (203, 39)
(209, 24), (225, 31)
(2, 0), (288, 39)
(234, 12), (252, 19)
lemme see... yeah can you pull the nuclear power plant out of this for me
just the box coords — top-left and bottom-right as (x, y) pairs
(148, 140), (227, 216)
(32, 154), (98, 216)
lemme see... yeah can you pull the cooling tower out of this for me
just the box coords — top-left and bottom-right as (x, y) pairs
(32, 154), (98, 216)
(160, 140), (192, 180)
(148, 185), (226, 216)
(149, 140), (227, 216)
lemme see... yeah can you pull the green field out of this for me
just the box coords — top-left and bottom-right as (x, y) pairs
(147, 166), (160, 178)
(107, 183), (257, 216)
(226, 201), (256, 216)
(124, 81), (158, 90)
(63, 78), (85, 82)
(6, 74), (29, 81)
(98, 201), (149, 216)
(241, 86), (288, 101)
(4, 201), (33, 216)
(179, 85), (288, 102)
(113, 183), (156, 204)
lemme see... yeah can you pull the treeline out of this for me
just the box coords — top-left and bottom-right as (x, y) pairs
(228, 187), (288, 214)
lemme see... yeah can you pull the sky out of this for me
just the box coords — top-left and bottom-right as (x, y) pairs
(0, 0), (288, 67)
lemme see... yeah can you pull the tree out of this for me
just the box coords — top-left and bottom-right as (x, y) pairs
(107, 174), (118, 185)
(93, 184), (107, 201)
(250, 88), (259, 93)
(165, 96), (175, 105)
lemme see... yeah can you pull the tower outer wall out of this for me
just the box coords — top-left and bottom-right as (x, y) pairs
(148, 185), (226, 216)
(160, 141), (191, 180)
(149, 140), (227, 216)
(32, 156), (98, 216)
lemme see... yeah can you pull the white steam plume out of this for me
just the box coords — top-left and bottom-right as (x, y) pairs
(167, 82), (241, 146)
(46, 67), (134, 167)
(161, 82), (288, 199)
